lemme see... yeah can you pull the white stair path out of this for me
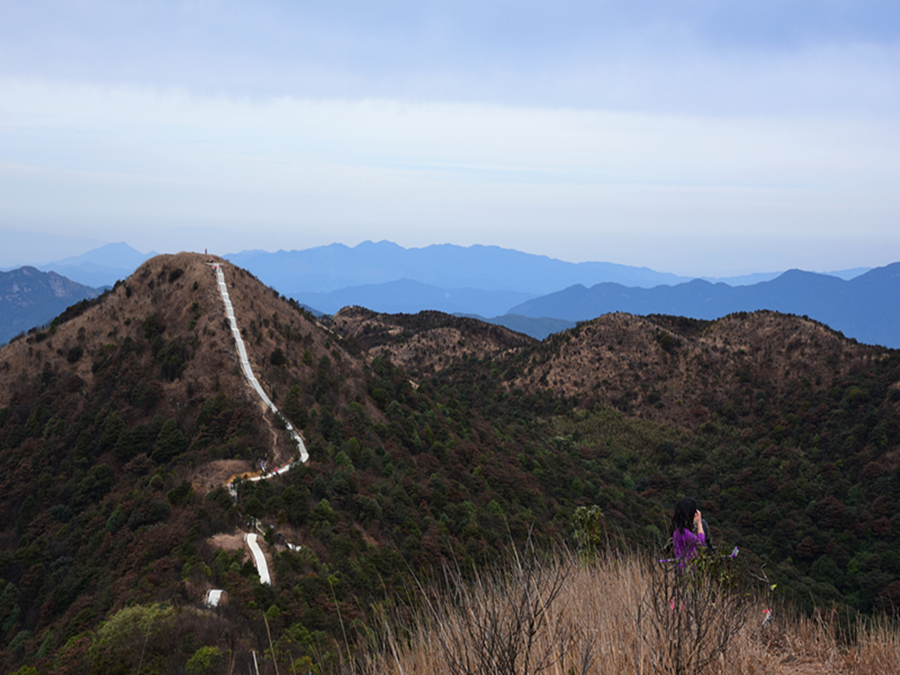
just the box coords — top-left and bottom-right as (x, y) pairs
(214, 264), (308, 463)
(210, 262), (308, 589)
(205, 589), (225, 607)
(244, 533), (271, 585)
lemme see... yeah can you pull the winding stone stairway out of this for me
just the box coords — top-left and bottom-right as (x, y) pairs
(211, 262), (309, 587)
(214, 263), (308, 463)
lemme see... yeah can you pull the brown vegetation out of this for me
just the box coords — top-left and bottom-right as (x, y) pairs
(327, 305), (892, 432)
(2, 252), (898, 674)
(330, 306), (536, 377)
(0, 251), (378, 473)
(498, 311), (889, 428)
(349, 551), (900, 675)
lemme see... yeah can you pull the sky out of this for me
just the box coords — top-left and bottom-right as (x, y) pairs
(1, 1), (899, 276)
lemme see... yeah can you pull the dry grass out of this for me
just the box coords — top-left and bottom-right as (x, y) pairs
(330, 306), (536, 377)
(504, 311), (889, 429)
(345, 551), (900, 675)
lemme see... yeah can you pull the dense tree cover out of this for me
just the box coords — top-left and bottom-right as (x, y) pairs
(0, 336), (658, 672)
(1, 275), (899, 672)
(530, 355), (900, 615)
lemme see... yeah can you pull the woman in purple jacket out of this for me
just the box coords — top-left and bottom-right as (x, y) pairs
(672, 497), (706, 561)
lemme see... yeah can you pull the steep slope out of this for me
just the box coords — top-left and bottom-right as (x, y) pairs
(0, 253), (366, 471)
(0, 252), (380, 672)
(0, 267), (103, 345)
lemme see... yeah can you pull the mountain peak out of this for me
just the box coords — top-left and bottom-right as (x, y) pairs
(50, 242), (151, 267)
(1, 252), (362, 431)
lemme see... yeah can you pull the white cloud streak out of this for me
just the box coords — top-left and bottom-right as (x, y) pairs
(1, 1), (899, 274)
(2, 77), (898, 273)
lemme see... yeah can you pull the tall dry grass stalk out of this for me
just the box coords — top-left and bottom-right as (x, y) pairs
(343, 550), (900, 675)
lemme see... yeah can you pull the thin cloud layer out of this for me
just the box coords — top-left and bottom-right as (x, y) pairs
(1, 1), (898, 274)
(3, 1), (899, 110)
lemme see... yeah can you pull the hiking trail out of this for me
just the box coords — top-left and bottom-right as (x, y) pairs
(209, 262), (309, 591)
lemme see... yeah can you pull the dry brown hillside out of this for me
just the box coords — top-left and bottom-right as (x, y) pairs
(498, 311), (892, 428)
(328, 306), (896, 431)
(0, 252), (400, 671)
(0, 252), (375, 482)
(330, 305), (536, 377)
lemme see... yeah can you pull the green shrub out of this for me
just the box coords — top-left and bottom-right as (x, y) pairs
(151, 420), (189, 463)
(167, 480), (195, 506)
(186, 646), (226, 675)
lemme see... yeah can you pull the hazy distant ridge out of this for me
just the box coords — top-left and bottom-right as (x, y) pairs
(7, 240), (893, 348)
(225, 241), (692, 296)
(38, 242), (158, 288)
(0, 267), (103, 344)
(293, 278), (534, 318)
(509, 264), (900, 348)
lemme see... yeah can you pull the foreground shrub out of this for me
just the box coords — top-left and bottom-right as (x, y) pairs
(345, 548), (900, 675)
(634, 548), (751, 674)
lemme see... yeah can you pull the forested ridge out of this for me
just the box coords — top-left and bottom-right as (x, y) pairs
(1, 253), (898, 673)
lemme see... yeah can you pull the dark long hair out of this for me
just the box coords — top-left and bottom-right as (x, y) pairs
(672, 497), (697, 534)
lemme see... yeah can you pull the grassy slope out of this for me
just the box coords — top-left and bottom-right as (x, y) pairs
(349, 550), (900, 675)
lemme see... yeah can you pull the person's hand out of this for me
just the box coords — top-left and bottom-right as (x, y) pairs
(694, 510), (703, 533)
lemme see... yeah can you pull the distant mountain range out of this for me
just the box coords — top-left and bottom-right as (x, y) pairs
(226, 241), (694, 296)
(507, 264), (900, 348)
(0, 267), (103, 344)
(225, 242), (869, 294)
(291, 278), (534, 319)
(224, 243), (893, 347)
(2, 240), (894, 348)
(33, 242), (158, 288)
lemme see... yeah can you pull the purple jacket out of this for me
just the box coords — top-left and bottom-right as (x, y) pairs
(673, 528), (705, 560)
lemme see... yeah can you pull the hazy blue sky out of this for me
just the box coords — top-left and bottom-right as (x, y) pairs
(2, 0), (899, 275)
